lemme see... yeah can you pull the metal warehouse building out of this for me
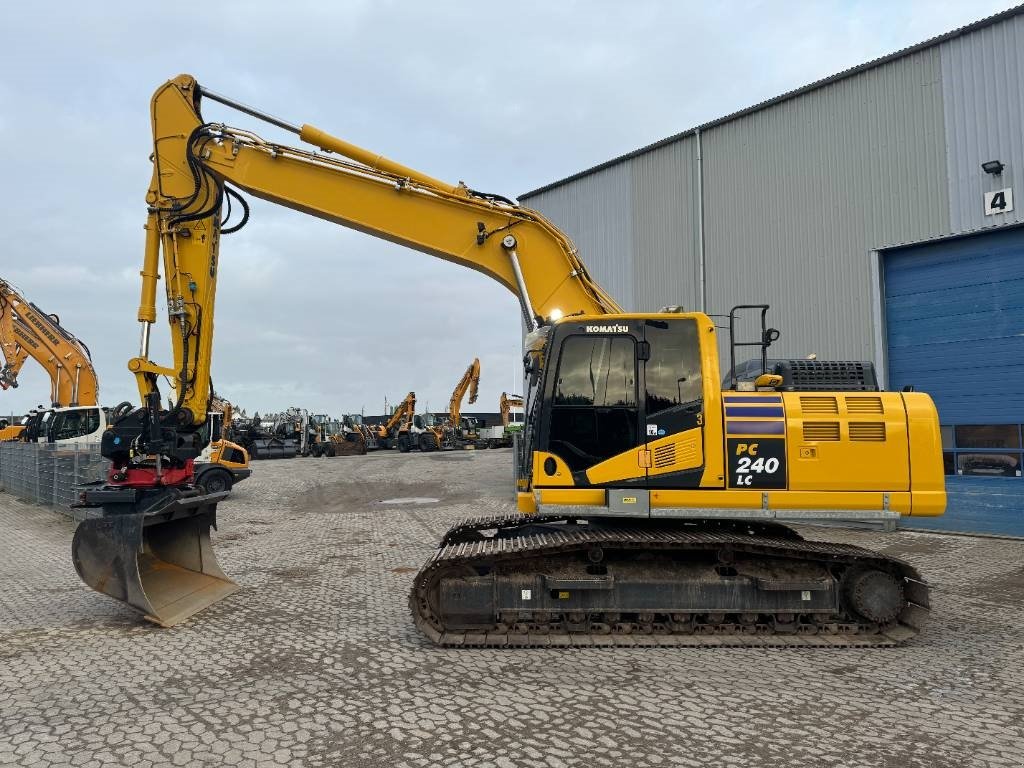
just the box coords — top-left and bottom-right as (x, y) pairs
(520, 7), (1024, 526)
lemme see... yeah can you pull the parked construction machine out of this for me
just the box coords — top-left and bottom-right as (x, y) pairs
(416, 358), (483, 451)
(480, 392), (524, 448)
(0, 278), (117, 446)
(309, 414), (367, 457)
(231, 408), (313, 459)
(343, 414), (379, 451)
(73, 76), (943, 644)
(375, 392), (416, 449)
(0, 278), (250, 492)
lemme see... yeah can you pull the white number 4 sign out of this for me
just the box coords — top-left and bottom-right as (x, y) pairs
(984, 188), (1014, 216)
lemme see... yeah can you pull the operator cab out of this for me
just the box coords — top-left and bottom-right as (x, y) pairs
(527, 313), (706, 482)
(46, 407), (103, 443)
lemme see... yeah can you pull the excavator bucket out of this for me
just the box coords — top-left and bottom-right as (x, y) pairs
(71, 490), (238, 627)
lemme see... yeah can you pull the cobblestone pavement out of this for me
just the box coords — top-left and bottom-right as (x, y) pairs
(2, 450), (1023, 768)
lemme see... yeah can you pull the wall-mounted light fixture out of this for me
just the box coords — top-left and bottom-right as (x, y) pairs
(981, 160), (1005, 175)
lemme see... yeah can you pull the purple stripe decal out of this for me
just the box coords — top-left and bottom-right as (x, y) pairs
(725, 406), (785, 418)
(726, 420), (786, 435)
(723, 396), (783, 403)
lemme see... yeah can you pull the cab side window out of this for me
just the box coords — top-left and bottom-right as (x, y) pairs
(644, 319), (703, 418)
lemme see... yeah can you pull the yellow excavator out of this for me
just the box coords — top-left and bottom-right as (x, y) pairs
(376, 391), (416, 449)
(73, 76), (943, 645)
(1, 278), (103, 443)
(1, 279), (98, 407)
(417, 358), (482, 451)
(481, 392), (524, 448)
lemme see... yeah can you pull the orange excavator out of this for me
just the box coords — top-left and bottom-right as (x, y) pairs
(376, 391), (416, 449)
(480, 392), (524, 448)
(0, 277), (103, 443)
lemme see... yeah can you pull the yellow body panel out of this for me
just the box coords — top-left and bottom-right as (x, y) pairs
(782, 392), (910, 491)
(585, 448), (648, 485)
(0, 425), (26, 441)
(533, 450), (575, 486)
(904, 393), (946, 516)
(539, 489), (606, 506)
(517, 492), (538, 513)
(646, 427), (705, 478)
(208, 439), (249, 470)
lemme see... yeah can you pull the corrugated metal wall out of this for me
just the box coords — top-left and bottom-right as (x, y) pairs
(522, 12), (1022, 368)
(941, 13), (1024, 233)
(628, 138), (701, 312)
(521, 163), (636, 309)
(702, 47), (949, 362)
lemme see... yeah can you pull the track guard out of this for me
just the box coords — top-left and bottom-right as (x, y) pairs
(72, 487), (238, 626)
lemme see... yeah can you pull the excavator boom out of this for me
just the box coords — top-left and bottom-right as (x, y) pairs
(382, 392), (416, 435)
(448, 358), (480, 427)
(499, 392), (523, 428)
(0, 279), (99, 407)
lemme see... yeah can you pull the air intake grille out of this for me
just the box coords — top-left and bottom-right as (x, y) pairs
(846, 396), (883, 414)
(653, 444), (676, 468)
(801, 396), (839, 415)
(803, 422), (840, 441)
(849, 423), (886, 441)
(773, 360), (879, 391)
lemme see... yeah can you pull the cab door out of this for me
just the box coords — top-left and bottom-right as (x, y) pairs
(542, 327), (645, 485)
(642, 318), (706, 488)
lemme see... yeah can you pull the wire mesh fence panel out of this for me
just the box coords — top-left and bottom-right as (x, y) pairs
(0, 442), (109, 515)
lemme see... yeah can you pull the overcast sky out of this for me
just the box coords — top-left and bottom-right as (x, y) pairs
(1, 0), (1014, 419)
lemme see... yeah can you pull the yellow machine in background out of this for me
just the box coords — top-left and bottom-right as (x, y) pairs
(418, 358), (482, 451)
(72, 75), (943, 645)
(1, 278), (99, 407)
(1, 277), (103, 443)
(0, 279), (251, 485)
(376, 391), (416, 449)
(480, 392), (524, 449)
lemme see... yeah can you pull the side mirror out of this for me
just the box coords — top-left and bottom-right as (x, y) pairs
(523, 351), (540, 376)
(754, 373), (783, 389)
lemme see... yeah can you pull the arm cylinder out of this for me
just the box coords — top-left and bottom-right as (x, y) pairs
(299, 124), (460, 195)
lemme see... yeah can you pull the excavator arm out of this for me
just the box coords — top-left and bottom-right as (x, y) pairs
(0, 279), (99, 406)
(448, 358), (480, 427)
(382, 391), (416, 435)
(498, 392), (523, 428)
(0, 294), (30, 390)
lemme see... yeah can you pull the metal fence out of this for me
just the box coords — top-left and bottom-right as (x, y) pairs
(0, 442), (108, 515)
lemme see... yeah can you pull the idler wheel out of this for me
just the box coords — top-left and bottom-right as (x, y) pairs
(844, 569), (904, 624)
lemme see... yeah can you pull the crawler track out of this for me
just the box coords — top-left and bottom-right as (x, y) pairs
(410, 514), (930, 648)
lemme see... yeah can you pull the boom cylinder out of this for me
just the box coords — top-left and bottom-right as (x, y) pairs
(138, 213), (160, 325)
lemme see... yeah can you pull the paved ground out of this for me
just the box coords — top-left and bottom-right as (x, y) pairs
(2, 450), (1024, 768)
